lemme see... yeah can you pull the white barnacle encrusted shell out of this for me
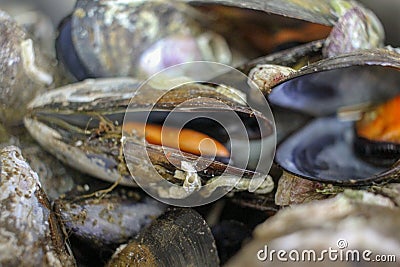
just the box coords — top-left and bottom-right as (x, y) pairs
(248, 64), (296, 94)
(228, 190), (400, 267)
(0, 146), (76, 266)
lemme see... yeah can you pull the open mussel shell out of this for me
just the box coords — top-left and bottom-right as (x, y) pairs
(24, 76), (275, 198)
(268, 49), (400, 185)
(269, 49), (400, 117)
(190, 0), (383, 58)
(107, 208), (219, 266)
(186, 0), (336, 55)
(187, 0), (341, 24)
(354, 137), (400, 167)
(24, 78), (139, 186)
(57, 0), (234, 80)
(275, 116), (391, 185)
(56, 0), (382, 81)
(186, 0), (378, 27)
(122, 74), (275, 202)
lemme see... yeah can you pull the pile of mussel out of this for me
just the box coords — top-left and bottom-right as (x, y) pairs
(1, 0), (400, 266)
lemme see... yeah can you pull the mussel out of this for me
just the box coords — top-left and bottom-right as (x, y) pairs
(267, 49), (400, 185)
(354, 95), (400, 166)
(56, 0), (234, 80)
(203, 0), (383, 62)
(227, 190), (399, 267)
(106, 208), (219, 266)
(56, 0), (383, 81)
(1, 1), (399, 266)
(0, 10), (55, 125)
(54, 188), (166, 265)
(0, 146), (76, 266)
(24, 69), (275, 203)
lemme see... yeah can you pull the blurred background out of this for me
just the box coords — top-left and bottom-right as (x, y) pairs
(0, 0), (399, 46)
(360, 0), (400, 46)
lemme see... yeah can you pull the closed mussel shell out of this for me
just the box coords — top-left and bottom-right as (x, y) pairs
(54, 190), (166, 247)
(107, 208), (219, 267)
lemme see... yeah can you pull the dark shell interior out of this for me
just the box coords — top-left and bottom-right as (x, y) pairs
(275, 116), (386, 184)
(269, 65), (400, 117)
(270, 52), (400, 184)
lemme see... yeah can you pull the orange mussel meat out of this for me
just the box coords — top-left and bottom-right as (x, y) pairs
(123, 122), (230, 158)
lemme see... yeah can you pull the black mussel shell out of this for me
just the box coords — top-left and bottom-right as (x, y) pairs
(275, 116), (396, 185)
(268, 50), (400, 117)
(58, 0), (334, 81)
(56, 16), (93, 81)
(54, 189), (166, 249)
(269, 50), (400, 185)
(107, 208), (219, 266)
(211, 220), (252, 265)
(353, 95), (400, 166)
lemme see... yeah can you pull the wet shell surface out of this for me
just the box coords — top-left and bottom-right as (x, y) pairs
(24, 78), (140, 187)
(188, 0), (383, 57)
(0, 130), (79, 201)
